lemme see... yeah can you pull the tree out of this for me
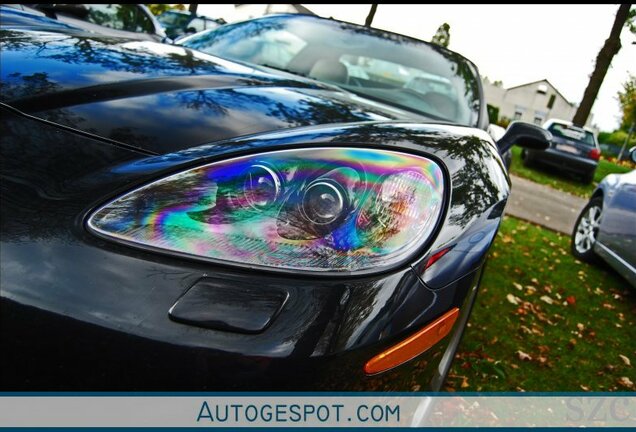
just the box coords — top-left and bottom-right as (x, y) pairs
(431, 23), (450, 48)
(365, 4), (378, 27)
(618, 74), (636, 130)
(188, 3), (198, 15)
(145, 4), (185, 16)
(572, 4), (634, 127)
(617, 74), (636, 159)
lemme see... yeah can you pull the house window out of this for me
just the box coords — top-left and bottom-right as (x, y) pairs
(547, 94), (556, 109)
(534, 110), (547, 125)
(513, 105), (525, 121)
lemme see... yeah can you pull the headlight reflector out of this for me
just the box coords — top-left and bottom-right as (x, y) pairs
(88, 148), (444, 272)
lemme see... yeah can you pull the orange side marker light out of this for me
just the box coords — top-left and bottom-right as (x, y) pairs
(364, 307), (460, 375)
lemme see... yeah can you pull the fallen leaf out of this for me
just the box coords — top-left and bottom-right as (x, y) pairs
(619, 355), (631, 366)
(577, 323), (585, 331)
(507, 294), (519, 305)
(520, 325), (532, 335)
(531, 326), (544, 336)
(461, 377), (470, 388)
(540, 295), (554, 305)
(411, 384), (421, 391)
(517, 350), (532, 361)
(566, 296), (576, 305)
(513, 282), (523, 291)
(580, 385), (590, 391)
(618, 377), (634, 389)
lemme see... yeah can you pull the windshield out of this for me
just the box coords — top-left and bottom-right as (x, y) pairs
(548, 123), (596, 146)
(157, 12), (190, 27)
(178, 15), (481, 126)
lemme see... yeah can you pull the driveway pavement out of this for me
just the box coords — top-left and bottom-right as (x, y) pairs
(505, 175), (588, 235)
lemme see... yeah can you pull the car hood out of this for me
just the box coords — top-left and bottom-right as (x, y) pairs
(0, 29), (429, 155)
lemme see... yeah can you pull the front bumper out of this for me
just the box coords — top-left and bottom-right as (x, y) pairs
(1, 237), (483, 391)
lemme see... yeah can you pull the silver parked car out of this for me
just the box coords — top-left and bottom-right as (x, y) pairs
(572, 147), (636, 287)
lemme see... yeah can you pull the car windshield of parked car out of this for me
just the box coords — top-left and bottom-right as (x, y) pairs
(178, 15), (481, 126)
(548, 123), (595, 146)
(156, 11), (190, 28)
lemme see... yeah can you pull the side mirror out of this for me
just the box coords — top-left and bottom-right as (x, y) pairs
(496, 121), (552, 155)
(630, 146), (636, 164)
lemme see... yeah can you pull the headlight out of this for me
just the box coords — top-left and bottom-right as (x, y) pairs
(88, 147), (444, 273)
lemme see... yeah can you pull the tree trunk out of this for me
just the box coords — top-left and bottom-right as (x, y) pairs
(189, 3), (198, 15)
(365, 4), (378, 27)
(617, 123), (634, 160)
(572, 4), (631, 127)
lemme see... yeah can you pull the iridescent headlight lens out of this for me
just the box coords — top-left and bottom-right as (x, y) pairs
(88, 148), (444, 272)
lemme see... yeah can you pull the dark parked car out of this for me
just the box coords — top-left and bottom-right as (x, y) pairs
(572, 147), (636, 287)
(0, 13), (548, 390)
(6, 3), (169, 42)
(156, 10), (225, 40)
(522, 118), (601, 183)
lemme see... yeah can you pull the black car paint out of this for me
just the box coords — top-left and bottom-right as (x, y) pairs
(524, 133), (598, 179)
(0, 26), (508, 390)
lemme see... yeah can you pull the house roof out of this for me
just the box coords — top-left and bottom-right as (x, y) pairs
(506, 79), (573, 106)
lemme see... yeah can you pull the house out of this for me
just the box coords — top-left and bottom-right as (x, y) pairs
(482, 78), (593, 127)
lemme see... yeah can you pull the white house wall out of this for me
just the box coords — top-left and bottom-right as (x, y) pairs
(482, 79), (593, 127)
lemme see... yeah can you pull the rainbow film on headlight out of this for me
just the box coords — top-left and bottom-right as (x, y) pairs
(88, 148), (444, 272)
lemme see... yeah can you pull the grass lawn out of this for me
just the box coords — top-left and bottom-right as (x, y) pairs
(447, 216), (635, 392)
(508, 146), (632, 198)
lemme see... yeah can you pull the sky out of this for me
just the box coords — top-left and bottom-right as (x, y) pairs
(198, 4), (635, 132)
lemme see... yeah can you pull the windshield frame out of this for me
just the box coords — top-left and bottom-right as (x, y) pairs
(178, 13), (485, 128)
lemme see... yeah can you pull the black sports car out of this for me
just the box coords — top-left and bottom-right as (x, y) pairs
(0, 13), (548, 391)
